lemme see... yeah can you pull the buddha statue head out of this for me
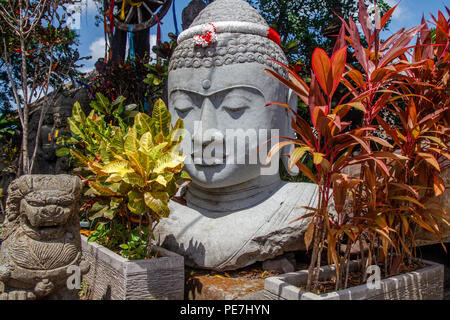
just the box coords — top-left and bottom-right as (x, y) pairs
(53, 88), (90, 129)
(168, 0), (296, 210)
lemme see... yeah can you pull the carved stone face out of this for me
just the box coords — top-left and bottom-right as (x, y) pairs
(53, 101), (73, 129)
(1, 175), (81, 242)
(168, 62), (289, 188)
(20, 190), (77, 240)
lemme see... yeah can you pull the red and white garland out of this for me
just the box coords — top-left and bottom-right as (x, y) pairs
(181, 21), (281, 48)
(193, 23), (218, 47)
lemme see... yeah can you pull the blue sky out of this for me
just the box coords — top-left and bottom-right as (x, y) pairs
(73, 0), (449, 72)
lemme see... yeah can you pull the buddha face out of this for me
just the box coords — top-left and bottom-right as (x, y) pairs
(168, 62), (289, 188)
(53, 101), (73, 129)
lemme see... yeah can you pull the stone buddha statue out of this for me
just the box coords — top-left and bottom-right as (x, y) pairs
(36, 112), (57, 174)
(154, 0), (318, 271)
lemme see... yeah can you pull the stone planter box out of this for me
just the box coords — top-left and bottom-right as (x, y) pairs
(81, 235), (184, 300)
(264, 259), (444, 300)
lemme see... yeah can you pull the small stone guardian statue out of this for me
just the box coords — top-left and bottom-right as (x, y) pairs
(0, 175), (88, 300)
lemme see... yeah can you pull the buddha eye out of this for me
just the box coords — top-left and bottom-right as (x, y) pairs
(174, 104), (194, 117)
(222, 105), (249, 119)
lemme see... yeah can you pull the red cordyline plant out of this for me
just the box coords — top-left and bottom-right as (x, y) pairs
(338, 1), (450, 279)
(265, 0), (450, 293)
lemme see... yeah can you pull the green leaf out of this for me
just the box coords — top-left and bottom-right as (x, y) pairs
(123, 172), (146, 187)
(90, 101), (105, 114)
(55, 147), (70, 157)
(134, 113), (153, 136)
(103, 208), (116, 220)
(169, 118), (185, 146)
(144, 191), (170, 218)
(176, 170), (191, 187)
(102, 160), (134, 175)
(152, 99), (171, 136)
(153, 152), (185, 174)
(127, 189), (147, 215)
(96, 93), (111, 114)
(154, 175), (168, 187)
(289, 147), (311, 171)
(68, 118), (84, 139)
(124, 127), (139, 154)
(139, 132), (154, 153)
(111, 96), (126, 108)
(71, 102), (87, 126)
(89, 182), (118, 196)
(105, 174), (123, 183)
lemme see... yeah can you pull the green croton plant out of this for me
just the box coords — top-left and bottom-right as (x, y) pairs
(60, 95), (189, 259)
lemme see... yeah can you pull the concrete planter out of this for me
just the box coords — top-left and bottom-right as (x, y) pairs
(81, 235), (184, 300)
(264, 259), (444, 300)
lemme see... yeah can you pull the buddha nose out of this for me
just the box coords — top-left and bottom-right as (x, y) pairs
(193, 98), (222, 147)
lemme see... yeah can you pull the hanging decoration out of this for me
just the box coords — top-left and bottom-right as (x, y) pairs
(109, 0), (116, 34)
(128, 24), (136, 62)
(154, 13), (163, 45)
(172, 0), (179, 36)
(105, 0), (173, 32)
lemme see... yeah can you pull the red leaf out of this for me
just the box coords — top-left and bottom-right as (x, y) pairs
(312, 48), (333, 97)
(308, 70), (326, 123)
(333, 24), (346, 54)
(379, 24), (426, 67)
(380, 28), (405, 52)
(345, 69), (366, 89)
(358, 0), (371, 43)
(311, 105), (328, 129)
(417, 152), (441, 172)
(264, 68), (309, 104)
(420, 15), (433, 60)
(296, 161), (319, 184)
(348, 17), (369, 74)
(380, 3), (399, 31)
(268, 60), (310, 104)
(331, 46), (347, 96)
(433, 175), (445, 196)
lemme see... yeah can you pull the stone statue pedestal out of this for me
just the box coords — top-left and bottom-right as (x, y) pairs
(155, 182), (318, 271)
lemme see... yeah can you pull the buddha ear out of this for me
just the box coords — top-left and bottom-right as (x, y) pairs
(280, 89), (300, 176)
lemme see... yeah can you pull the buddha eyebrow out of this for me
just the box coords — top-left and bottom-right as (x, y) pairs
(170, 85), (265, 99)
(222, 93), (252, 103)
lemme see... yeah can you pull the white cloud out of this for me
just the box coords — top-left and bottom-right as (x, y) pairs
(150, 33), (157, 60)
(82, 0), (101, 14)
(89, 37), (106, 62)
(80, 37), (105, 72)
(67, 0), (101, 30)
(384, 0), (413, 22)
(80, 33), (158, 72)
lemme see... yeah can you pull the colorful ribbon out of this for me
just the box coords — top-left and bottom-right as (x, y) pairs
(154, 14), (163, 45)
(120, 0), (143, 21)
(128, 24), (135, 62)
(109, 0), (115, 34)
(172, 0), (179, 36)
